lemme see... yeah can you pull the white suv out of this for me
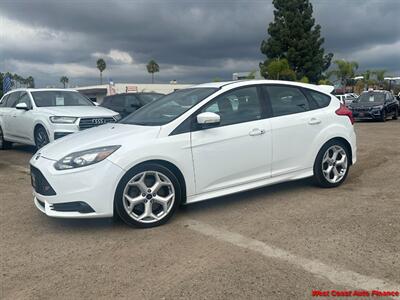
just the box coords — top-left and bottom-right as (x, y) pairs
(0, 89), (120, 149)
(29, 80), (357, 228)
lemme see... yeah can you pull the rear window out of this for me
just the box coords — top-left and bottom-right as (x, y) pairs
(305, 90), (331, 108)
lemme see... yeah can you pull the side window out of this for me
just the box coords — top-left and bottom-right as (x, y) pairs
(7, 92), (21, 108)
(201, 86), (262, 126)
(125, 95), (141, 107)
(265, 86), (310, 117)
(305, 90), (331, 108)
(17, 93), (32, 108)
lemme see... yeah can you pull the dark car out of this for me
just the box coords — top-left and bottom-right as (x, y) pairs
(349, 90), (399, 122)
(100, 92), (164, 118)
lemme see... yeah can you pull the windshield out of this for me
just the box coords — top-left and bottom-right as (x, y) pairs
(121, 88), (217, 126)
(357, 92), (385, 103)
(138, 93), (164, 104)
(31, 91), (94, 107)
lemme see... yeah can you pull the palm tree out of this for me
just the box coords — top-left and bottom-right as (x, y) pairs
(146, 59), (160, 83)
(60, 76), (69, 88)
(96, 58), (106, 84)
(328, 60), (359, 91)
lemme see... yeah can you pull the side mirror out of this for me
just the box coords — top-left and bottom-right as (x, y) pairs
(196, 112), (220, 127)
(16, 103), (29, 110)
(93, 102), (100, 106)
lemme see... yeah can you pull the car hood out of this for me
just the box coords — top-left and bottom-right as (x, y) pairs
(38, 106), (118, 117)
(38, 123), (161, 160)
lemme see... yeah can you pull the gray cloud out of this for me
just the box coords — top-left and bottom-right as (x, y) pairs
(0, 0), (399, 87)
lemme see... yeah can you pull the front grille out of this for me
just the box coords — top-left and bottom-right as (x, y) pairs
(353, 107), (371, 112)
(30, 166), (56, 196)
(79, 117), (116, 130)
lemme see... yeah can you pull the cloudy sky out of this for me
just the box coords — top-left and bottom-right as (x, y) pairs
(1, 0), (399, 87)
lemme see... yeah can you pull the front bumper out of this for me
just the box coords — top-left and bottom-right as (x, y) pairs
(30, 155), (124, 218)
(352, 109), (382, 120)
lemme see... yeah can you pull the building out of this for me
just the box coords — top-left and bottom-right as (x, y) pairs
(75, 83), (193, 104)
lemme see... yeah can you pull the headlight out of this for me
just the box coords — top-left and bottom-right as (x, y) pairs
(372, 105), (383, 110)
(54, 145), (120, 170)
(50, 116), (78, 124)
(113, 114), (122, 121)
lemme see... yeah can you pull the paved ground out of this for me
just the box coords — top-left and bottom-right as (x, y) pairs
(1, 120), (399, 299)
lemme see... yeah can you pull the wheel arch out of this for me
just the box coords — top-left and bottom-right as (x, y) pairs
(125, 159), (187, 203)
(319, 137), (353, 166)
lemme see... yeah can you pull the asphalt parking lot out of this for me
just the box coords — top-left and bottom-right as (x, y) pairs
(1, 120), (399, 299)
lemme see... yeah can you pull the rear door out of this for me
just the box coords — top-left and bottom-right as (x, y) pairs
(263, 85), (328, 177)
(10, 92), (35, 142)
(2, 91), (21, 138)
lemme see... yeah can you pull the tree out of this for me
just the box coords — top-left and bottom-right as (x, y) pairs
(60, 76), (69, 88)
(146, 60), (160, 84)
(260, 0), (332, 83)
(373, 70), (386, 87)
(96, 58), (106, 84)
(299, 76), (309, 83)
(26, 76), (35, 88)
(262, 58), (296, 80)
(328, 60), (359, 90)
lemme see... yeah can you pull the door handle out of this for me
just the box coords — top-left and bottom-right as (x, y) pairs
(249, 128), (266, 136)
(308, 118), (321, 125)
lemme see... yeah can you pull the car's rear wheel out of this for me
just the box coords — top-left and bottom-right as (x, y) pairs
(313, 140), (350, 188)
(0, 126), (12, 150)
(34, 126), (50, 149)
(115, 163), (181, 228)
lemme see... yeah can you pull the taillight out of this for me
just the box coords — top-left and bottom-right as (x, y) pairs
(335, 104), (355, 124)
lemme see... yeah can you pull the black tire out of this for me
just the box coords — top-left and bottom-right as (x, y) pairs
(313, 140), (351, 188)
(34, 126), (50, 149)
(380, 110), (386, 122)
(0, 126), (12, 150)
(114, 163), (182, 228)
(393, 108), (398, 120)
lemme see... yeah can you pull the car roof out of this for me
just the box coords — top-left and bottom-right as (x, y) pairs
(191, 80), (335, 95)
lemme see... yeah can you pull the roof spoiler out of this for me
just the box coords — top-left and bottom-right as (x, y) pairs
(316, 85), (335, 94)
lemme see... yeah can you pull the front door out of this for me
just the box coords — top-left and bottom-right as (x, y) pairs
(191, 86), (272, 194)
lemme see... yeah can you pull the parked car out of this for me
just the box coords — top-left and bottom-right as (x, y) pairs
(0, 89), (120, 149)
(30, 80), (356, 228)
(101, 92), (164, 118)
(348, 90), (399, 121)
(335, 94), (358, 107)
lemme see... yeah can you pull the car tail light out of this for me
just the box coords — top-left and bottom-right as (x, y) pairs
(335, 104), (355, 125)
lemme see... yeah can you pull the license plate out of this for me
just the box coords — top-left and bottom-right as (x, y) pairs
(359, 112), (365, 117)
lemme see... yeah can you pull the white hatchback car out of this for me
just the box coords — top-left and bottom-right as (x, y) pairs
(0, 89), (120, 149)
(29, 80), (357, 228)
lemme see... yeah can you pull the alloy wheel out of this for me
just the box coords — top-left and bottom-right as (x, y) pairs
(122, 171), (175, 224)
(321, 145), (348, 184)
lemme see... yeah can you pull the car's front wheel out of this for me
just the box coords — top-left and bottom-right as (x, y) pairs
(393, 108), (398, 120)
(34, 126), (50, 149)
(313, 140), (350, 188)
(115, 163), (182, 228)
(0, 126), (12, 150)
